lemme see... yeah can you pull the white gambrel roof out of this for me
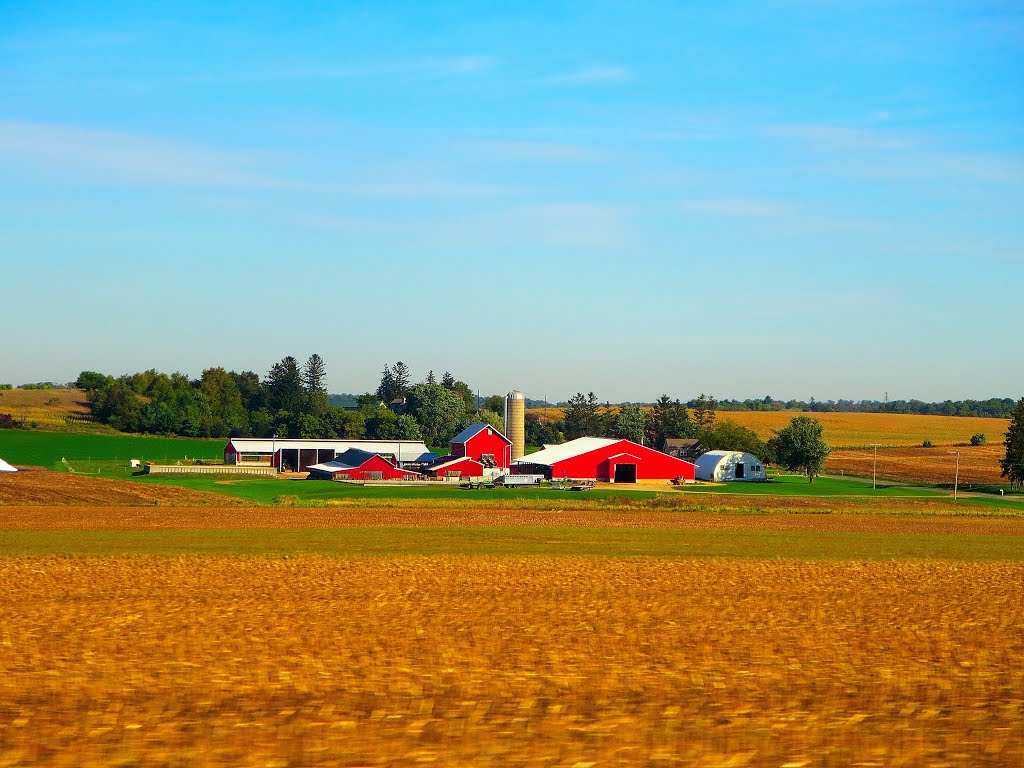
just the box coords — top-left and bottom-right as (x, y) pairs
(512, 437), (620, 467)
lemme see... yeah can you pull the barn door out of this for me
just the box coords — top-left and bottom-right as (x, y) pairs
(735, 463), (745, 479)
(614, 463), (637, 483)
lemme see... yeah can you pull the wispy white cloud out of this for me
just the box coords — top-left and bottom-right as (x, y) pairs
(184, 55), (494, 84)
(681, 196), (798, 218)
(0, 119), (288, 188)
(459, 139), (607, 163)
(771, 122), (909, 152)
(546, 66), (631, 84)
(770, 121), (1024, 183)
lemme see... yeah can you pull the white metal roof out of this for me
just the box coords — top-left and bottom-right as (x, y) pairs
(512, 437), (620, 467)
(0, 458), (17, 472)
(427, 455), (481, 472)
(227, 438), (434, 462)
(694, 450), (761, 473)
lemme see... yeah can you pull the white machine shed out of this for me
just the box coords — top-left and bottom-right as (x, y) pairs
(694, 450), (766, 482)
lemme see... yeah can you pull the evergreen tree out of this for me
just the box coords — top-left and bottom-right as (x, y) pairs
(614, 404), (646, 444)
(392, 361), (411, 400)
(441, 371), (455, 389)
(693, 393), (718, 429)
(376, 364), (396, 403)
(426, 370), (437, 385)
(644, 395), (696, 447)
(303, 354), (327, 395)
(1000, 397), (1024, 489)
(265, 356), (304, 413)
(563, 392), (602, 440)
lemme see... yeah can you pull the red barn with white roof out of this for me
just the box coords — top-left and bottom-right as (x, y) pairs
(512, 437), (696, 483)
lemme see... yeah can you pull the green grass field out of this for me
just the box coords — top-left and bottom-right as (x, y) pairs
(1, 525), (1021, 560)
(682, 474), (947, 498)
(0, 430), (223, 469)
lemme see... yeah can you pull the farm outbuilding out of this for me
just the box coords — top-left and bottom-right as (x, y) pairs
(422, 455), (485, 479)
(420, 423), (512, 479)
(512, 437), (696, 483)
(306, 449), (421, 481)
(224, 438), (437, 473)
(694, 450), (767, 482)
(448, 423), (512, 469)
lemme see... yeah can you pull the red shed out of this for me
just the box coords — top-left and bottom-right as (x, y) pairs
(306, 449), (420, 481)
(512, 437), (696, 483)
(423, 455), (485, 479)
(450, 423), (512, 469)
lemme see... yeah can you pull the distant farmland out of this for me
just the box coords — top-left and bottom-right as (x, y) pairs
(530, 408), (1008, 448)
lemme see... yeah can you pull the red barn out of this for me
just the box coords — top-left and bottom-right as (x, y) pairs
(512, 437), (696, 483)
(449, 423), (512, 469)
(306, 449), (420, 481)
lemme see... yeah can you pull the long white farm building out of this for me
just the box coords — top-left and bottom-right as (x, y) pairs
(224, 438), (438, 473)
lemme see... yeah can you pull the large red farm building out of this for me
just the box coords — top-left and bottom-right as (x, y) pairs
(512, 437), (696, 483)
(422, 423), (513, 479)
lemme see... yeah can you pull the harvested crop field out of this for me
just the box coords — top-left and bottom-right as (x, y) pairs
(528, 409), (1009, 448)
(0, 469), (240, 506)
(827, 444), (1005, 485)
(1, 556), (1021, 767)
(0, 387), (93, 429)
(4, 502), (1024, 535)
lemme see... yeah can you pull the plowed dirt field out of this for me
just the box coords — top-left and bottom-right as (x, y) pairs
(0, 469), (240, 506)
(2, 557), (1021, 767)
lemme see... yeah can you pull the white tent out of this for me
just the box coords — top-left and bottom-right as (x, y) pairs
(0, 458), (18, 472)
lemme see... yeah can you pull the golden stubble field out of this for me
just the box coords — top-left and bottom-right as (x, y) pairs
(1, 556), (1022, 767)
(528, 409), (1008, 448)
(826, 444), (1006, 485)
(0, 388), (92, 429)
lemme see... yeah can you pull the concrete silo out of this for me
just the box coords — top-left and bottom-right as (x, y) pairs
(505, 390), (526, 462)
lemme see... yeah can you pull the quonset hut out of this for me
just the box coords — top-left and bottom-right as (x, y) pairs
(513, 437), (696, 483)
(694, 450), (767, 482)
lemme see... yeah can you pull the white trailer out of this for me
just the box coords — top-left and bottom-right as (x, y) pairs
(495, 473), (545, 487)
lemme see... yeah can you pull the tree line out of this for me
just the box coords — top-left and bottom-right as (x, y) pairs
(708, 395), (1016, 418)
(73, 357), (505, 449)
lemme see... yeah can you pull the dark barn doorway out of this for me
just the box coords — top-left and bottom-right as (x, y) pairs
(614, 463), (638, 483)
(735, 463), (745, 479)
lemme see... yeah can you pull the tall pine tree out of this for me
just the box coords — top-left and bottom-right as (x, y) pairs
(1000, 397), (1024, 489)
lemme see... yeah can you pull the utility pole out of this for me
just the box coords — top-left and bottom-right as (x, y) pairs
(869, 443), (881, 489)
(948, 450), (960, 500)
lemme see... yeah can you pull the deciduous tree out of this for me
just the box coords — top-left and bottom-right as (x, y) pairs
(768, 415), (830, 483)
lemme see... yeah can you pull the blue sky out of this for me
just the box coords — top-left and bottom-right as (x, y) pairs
(1, 1), (1021, 402)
